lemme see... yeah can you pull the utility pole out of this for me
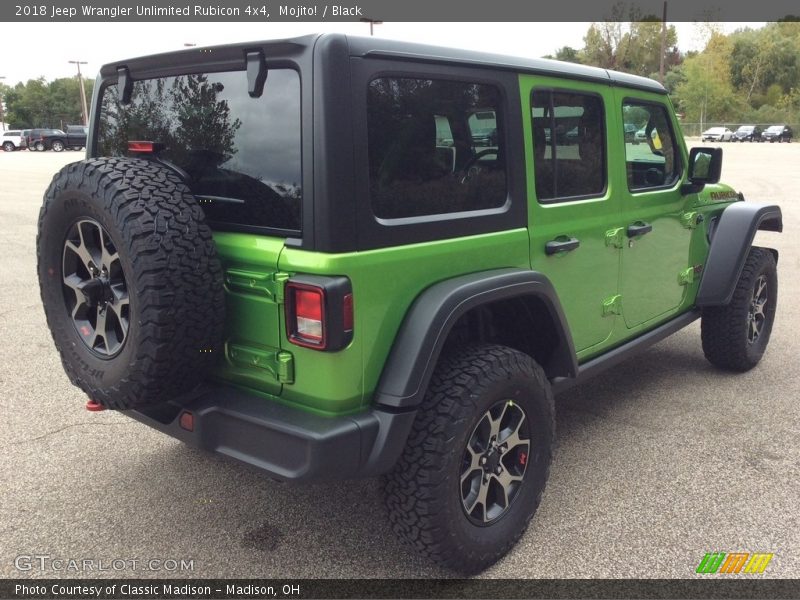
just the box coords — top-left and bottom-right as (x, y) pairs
(360, 17), (383, 36)
(68, 61), (89, 126)
(659, 1), (668, 84)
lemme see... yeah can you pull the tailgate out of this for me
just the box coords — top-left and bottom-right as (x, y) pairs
(212, 232), (290, 397)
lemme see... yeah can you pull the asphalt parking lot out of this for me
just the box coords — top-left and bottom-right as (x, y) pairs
(1, 143), (798, 580)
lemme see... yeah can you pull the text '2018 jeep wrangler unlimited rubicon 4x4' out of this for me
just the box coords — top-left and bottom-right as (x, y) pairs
(37, 34), (782, 574)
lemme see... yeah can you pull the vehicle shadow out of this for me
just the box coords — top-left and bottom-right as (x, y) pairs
(117, 427), (451, 578)
(111, 331), (723, 579)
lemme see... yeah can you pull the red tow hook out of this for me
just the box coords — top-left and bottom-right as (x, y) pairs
(85, 399), (106, 412)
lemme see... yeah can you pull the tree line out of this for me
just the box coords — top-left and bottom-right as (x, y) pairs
(548, 20), (800, 130)
(1, 76), (93, 129)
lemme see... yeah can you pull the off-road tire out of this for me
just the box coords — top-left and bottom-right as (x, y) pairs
(701, 247), (777, 372)
(37, 157), (225, 409)
(383, 344), (555, 574)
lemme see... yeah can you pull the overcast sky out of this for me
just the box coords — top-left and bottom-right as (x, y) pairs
(1, 21), (764, 86)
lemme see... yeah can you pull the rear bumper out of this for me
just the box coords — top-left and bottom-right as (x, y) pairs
(127, 385), (416, 482)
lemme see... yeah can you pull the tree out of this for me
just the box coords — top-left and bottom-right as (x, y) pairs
(552, 46), (583, 64)
(582, 16), (678, 77)
(583, 21), (627, 70)
(626, 20), (678, 77)
(673, 33), (740, 128)
(4, 77), (93, 128)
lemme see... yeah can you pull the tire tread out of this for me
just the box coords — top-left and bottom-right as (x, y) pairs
(382, 344), (554, 574)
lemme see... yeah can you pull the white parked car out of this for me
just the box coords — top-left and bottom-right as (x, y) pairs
(2, 130), (27, 151)
(701, 127), (733, 142)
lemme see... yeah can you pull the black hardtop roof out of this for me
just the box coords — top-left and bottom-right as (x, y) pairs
(343, 34), (666, 94)
(100, 32), (666, 94)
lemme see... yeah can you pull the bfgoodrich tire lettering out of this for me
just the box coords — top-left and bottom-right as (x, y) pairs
(701, 247), (777, 372)
(383, 344), (555, 574)
(37, 157), (225, 409)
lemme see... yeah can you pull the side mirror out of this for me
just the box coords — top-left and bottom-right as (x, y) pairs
(688, 146), (722, 183)
(682, 147), (722, 194)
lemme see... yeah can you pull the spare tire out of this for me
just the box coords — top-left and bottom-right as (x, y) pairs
(37, 157), (225, 410)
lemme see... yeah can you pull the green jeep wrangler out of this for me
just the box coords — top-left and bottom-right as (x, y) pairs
(37, 34), (782, 573)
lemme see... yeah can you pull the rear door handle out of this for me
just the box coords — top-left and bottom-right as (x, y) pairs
(545, 237), (580, 255)
(627, 222), (653, 237)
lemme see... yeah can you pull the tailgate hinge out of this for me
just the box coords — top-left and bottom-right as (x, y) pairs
(225, 269), (290, 304)
(228, 344), (295, 384)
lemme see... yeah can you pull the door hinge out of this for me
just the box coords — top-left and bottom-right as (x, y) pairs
(681, 211), (699, 229)
(225, 269), (290, 303)
(227, 344), (295, 384)
(678, 267), (695, 286)
(605, 227), (625, 249)
(602, 294), (622, 316)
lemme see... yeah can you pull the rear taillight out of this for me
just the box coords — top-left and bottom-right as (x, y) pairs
(285, 276), (353, 351)
(294, 287), (324, 343)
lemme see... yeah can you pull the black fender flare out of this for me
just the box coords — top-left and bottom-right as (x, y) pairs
(696, 202), (782, 307)
(372, 268), (577, 409)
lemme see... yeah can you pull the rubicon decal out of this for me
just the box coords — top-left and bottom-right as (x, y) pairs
(696, 552), (774, 574)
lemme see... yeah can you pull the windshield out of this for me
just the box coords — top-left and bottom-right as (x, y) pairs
(96, 68), (302, 234)
(766, 126), (783, 133)
(737, 126), (754, 133)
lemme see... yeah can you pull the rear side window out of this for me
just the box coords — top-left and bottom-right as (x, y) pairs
(367, 77), (507, 220)
(96, 69), (302, 233)
(531, 90), (606, 202)
(5, 131), (20, 136)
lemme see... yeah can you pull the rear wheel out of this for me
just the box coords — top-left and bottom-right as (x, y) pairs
(37, 157), (225, 409)
(35, 142), (45, 151)
(51, 140), (65, 152)
(2, 142), (13, 152)
(701, 248), (777, 372)
(383, 344), (555, 574)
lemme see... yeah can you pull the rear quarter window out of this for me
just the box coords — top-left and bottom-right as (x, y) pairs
(367, 76), (507, 220)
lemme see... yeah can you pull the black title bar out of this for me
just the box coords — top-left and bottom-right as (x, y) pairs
(3, 0), (800, 22)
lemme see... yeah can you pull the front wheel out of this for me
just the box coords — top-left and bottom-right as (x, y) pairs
(51, 140), (64, 152)
(383, 344), (555, 574)
(2, 142), (14, 152)
(701, 248), (777, 372)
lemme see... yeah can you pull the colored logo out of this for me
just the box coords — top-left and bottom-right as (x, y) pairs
(696, 552), (773, 574)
